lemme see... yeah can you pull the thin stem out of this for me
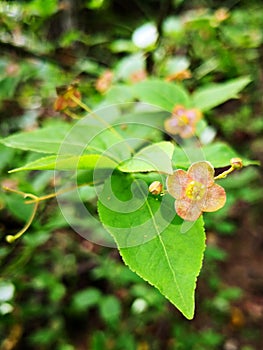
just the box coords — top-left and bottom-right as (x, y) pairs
(64, 109), (82, 119)
(70, 94), (114, 128)
(214, 166), (235, 180)
(3, 187), (40, 243)
(3, 179), (102, 242)
(25, 180), (100, 204)
(69, 95), (134, 154)
(2, 186), (38, 200)
(6, 201), (39, 243)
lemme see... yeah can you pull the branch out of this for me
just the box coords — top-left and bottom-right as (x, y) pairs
(0, 41), (76, 71)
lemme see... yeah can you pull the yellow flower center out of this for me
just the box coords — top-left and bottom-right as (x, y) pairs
(185, 180), (205, 200)
(178, 114), (189, 126)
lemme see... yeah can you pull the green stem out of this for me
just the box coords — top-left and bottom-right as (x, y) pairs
(214, 166), (235, 180)
(69, 95), (134, 154)
(3, 180), (101, 242)
(3, 189), (40, 243)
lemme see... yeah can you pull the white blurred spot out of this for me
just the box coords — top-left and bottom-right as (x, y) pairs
(131, 298), (148, 314)
(200, 126), (216, 145)
(132, 23), (158, 49)
(0, 282), (15, 302)
(0, 302), (14, 315)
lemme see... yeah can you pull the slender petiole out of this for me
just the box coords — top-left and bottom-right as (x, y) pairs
(3, 187), (40, 243)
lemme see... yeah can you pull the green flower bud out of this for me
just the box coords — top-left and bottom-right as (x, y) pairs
(230, 158), (243, 169)
(149, 181), (163, 195)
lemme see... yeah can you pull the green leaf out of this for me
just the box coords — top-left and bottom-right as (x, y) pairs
(99, 295), (121, 323)
(172, 142), (259, 168)
(0, 119), (132, 161)
(98, 173), (206, 319)
(71, 288), (101, 312)
(192, 76), (251, 111)
(133, 79), (191, 111)
(9, 154), (118, 172)
(0, 77), (20, 100)
(116, 110), (169, 149)
(105, 84), (134, 103)
(118, 141), (174, 174)
(0, 123), (71, 154)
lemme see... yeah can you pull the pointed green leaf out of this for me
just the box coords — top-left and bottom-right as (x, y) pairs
(133, 79), (191, 111)
(118, 141), (174, 174)
(0, 123), (71, 154)
(9, 154), (118, 172)
(98, 173), (206, 319)
(192, 76), (251, 111)
(172, 142), (259, 169)
(0, 119), (132, 162)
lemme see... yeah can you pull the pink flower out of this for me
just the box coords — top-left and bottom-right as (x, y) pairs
(167, 161), (226, 221)
(95, 70), (114, 93)
(164, 105), (202, 138)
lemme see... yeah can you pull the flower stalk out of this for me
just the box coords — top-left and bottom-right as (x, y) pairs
(3, 187), (39, 243)
(214, 158), (243, 180)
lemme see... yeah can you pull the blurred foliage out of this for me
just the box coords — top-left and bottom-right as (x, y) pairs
(0, 0), (263, 349)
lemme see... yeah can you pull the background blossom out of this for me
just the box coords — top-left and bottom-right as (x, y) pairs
(164, 105), (202, 138)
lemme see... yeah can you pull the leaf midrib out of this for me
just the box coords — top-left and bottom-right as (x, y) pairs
(135, 179), (188, 311)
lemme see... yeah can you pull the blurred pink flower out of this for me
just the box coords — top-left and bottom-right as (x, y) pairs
(95, 70), (114, 94)
(164, 105), (202, 138)
(129, 69), (147, 83)
(167, 161), (226, 221)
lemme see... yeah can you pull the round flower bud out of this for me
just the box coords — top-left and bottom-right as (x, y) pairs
(230, 158), (243, 169)
(149, 181), (163, 195)
(6, 235), (15, 243)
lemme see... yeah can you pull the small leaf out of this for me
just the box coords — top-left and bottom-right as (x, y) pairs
(133, 79), (191, 111)
(71, 288), (101, 312)
(98, 173), (206, 319)
(119, 141), (174, 174)
(9, 154), (118, 172)
(192, 76), (251, 111)
(99, 295), (121, 323)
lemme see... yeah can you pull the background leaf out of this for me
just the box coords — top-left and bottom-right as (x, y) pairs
(133, 79), (191, 111)
(98, 173), (206, 319)
(192, 76), (251, 111)
(0, 123), (71, 154)
(172, 142), (259, 169)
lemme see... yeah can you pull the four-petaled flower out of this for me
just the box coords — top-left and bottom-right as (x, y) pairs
(167, 161), (226, 221)
(164, 105), (202, 138)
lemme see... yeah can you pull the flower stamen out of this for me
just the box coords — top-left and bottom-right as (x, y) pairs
(185, 180), (205, 200)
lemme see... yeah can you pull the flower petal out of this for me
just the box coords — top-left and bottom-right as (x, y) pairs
(186, 109), (202, 123)
(164, 117), (180, 134)
(172, 105), (186, 116)
(201, 183), (226, 212)
(166, 169), (188, 199)
(180, 124), (195, 138)
(175, 198), (202, 221)
(188, 161), (214, 186)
